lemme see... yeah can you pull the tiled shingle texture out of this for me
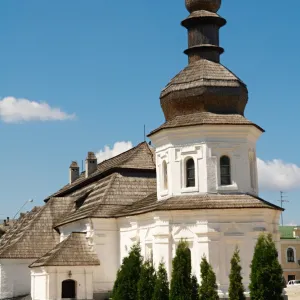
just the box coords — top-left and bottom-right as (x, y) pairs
(30, 232), (100, 267)
(116, 193), (283, 217)
(0, 198), (74, 259)
(149, 112), (264, 136)
(46, 142), (156, 201)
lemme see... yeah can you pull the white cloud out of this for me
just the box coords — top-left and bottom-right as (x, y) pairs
(96, 141), (133, 163)
(0, 97), (75, 123)
(286, 221), (297, 227)
(257, 158), (300, 191)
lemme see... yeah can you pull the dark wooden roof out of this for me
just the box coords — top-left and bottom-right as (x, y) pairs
(0, 142), (157, 259)
(0, 198), (74, 259)
(45, 142), (155, 201)
(55, 172), (157, 227)
(161, 59), (245, 100)
(116, 193), (283, 217)
(160, 58), (248, 121)
(148, 112), (264, 136)
(29, 232), (100, 268)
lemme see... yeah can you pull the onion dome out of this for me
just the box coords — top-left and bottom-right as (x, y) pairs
(159, 0), (249, 122)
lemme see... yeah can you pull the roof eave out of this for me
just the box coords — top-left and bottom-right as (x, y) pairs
(148, 122), (265, 137)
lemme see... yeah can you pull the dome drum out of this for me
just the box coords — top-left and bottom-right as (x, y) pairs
(185, 45), (224, 63)
(187, 25), (221, 48)
(161, 88), (248, 121)
(181, 12), (226, 28)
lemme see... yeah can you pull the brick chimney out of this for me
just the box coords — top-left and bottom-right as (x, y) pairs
(85, 152), (97, 178)
(69, 161), (80, 184)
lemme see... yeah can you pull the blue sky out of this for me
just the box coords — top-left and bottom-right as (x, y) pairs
(0, 1), (299, 224)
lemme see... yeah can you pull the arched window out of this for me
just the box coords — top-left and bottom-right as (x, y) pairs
(287, 248), (295, 262)
(186, 158), (195, 187)
(220, 155), (231, 185)
(162, 160), (168, 190)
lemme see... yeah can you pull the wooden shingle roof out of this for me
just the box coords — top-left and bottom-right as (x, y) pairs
(148, 112), (264, 136)
(161, 59), (246, 99)
(29, 232), (100, 268)
(116, 193), (283, 217)
(0, 197), (74, 259)
(45, 142), (155, 201)
(55, 172), (157, 227)
(0, 142), (157, 258)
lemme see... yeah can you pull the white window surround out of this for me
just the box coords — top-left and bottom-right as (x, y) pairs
(160, 163), (169, 197)
(217, 154), (238, 192)
(181, 156), (199, 193)
(286, 246), (296, 263)
(157, 151), (169, 197)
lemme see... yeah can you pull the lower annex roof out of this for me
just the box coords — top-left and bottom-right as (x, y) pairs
(30, 232), (100, 268)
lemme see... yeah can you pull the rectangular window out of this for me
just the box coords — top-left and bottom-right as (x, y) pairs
(221, 166), (231, 185)
(187, 168), (195, 187)
(288, 275), (296, 282)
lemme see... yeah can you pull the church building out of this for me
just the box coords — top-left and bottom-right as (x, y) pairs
(0, 0), (282, 299)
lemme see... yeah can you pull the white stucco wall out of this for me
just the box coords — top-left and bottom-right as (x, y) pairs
(91, 218), (119, 294)
(31, 266), (95, 300)
(119, 208), (281, 298)
(151, 125), (261, 200)
(59, 219), (90, 242)
(0, 259), (33, 299)
(58, 218), (119, 295)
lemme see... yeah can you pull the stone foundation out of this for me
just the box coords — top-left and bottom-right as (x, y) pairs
(93, 292), (111, 300)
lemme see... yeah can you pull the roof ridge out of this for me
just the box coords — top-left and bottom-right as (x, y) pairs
(45, 142), (151, 201)
(144, 142), (156, 167)
(99, 142), (143, 167)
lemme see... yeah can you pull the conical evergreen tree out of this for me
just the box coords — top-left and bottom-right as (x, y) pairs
(112, 243), (143, 300)
(191, 275), (200, 300)
(198, 256), (219, 300)
(170, 240), (192, 300)
(249, 233), (284, 300)
(228, 247), (245, 300)
(138, 260), (156, 300)
(152, 261), (169, 300)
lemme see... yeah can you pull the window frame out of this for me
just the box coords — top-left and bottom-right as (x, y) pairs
(287, 247), (296, 263)
(186, 158), (196, 188)
(220, 155), (232, 186)
(162, 160), (168, 191)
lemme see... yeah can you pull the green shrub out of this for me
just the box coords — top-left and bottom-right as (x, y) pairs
(198, 256), (219, 300)
(170, 240), (192, 300)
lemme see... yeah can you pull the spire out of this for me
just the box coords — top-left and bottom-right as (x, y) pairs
(182, 0), (226, 63)
(156, 0), (248, 124)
